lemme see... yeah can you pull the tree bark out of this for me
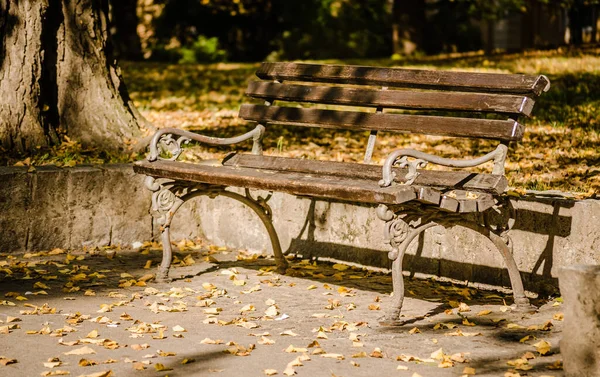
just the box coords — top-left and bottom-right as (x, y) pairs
(391, 0), (425, 55)
(0, 0), (152, 153)
(110, 0), (143, 60)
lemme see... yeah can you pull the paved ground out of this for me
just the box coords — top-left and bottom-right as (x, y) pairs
(0, 242), (564, 377)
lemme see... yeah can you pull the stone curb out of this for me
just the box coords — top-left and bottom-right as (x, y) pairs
(1, 164), (599, 293)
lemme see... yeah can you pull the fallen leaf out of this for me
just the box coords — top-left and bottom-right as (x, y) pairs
(285, 345), (307, 353)
(408, 327), (420, 334)
(64, 346), (96, 356)
(154, 363), (172, 371)
(258, 336), (275, 345)
(533, 340), (552, 356)
(264, 369), (278, 376)
(477, 310), (492, 316)
(265, 305), (279, 317)
(78, 359), (98, 367)
(321, 353), (344, 360)
(458, 303), (471, 312)
(463, 366), (476, 375)
(40, 371), (70, 376)
(86, 330), (99, 339)
(201, 338), (223, 345)
(280, 330), (298, 337)
(0, 357), (17, 366)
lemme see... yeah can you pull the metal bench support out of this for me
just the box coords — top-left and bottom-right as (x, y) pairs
(145, 176), (288, 282)
(376, 203), (531, 325)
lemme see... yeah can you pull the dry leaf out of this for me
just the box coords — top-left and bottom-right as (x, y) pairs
(265, 305), (279, 317)
(64, 346), (96, 356)
(463, 366), (476, 375)
(86, 330), (99, 339)
(200, 338), (223, 345)
(78, 359), (98, 367)
(408, 327), (420, 334)
(264, 369), (278, 376)
(40, 371), (70, 376)
(154, 363), (172, 371)
(533, 340), (552, 356)
(280, 330), (298, 337)
(258, 336), (275, 345)
(477, 310), (492, 316)
(321, 353), (344, 360)
(172, 325), (186, 332)
(0, 357), (17, 366)
(458, 303), (471, 312)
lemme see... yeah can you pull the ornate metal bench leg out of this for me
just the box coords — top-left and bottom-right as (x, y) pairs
(488, 232), (531, 309)
(156, 226), (173, 283)
(377, 205), (437, 325)
(145, 176), (184, 283)
(464, 221), (532, 309)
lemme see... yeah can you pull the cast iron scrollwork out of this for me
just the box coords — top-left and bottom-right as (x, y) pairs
(379, 144), (509, 187)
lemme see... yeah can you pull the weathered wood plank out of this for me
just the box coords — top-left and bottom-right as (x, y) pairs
(239, 104), (524, 141)
(256, 62), (551, 96)
(246, 81), (535, 116)
(134, 160), (417, 205)
(223, 153), (508, 194)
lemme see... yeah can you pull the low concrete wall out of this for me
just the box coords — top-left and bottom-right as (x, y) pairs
(1, 164), (599, 293)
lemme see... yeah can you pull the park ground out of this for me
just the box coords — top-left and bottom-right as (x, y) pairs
(0, 241), (565, 377)
(3, 46), (599, 195)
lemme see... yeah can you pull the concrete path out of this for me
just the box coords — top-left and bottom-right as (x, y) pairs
(0, 243), (564, 377)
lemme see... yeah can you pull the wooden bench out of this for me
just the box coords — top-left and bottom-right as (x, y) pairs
(134, 62), (550, 324)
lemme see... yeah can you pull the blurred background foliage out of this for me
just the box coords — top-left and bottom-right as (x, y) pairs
(112, 0), (599, 63)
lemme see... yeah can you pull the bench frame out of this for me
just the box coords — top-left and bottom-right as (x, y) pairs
(137, 62), (550, 325)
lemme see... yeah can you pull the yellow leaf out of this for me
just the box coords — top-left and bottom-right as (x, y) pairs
(280, 330), (298, 337)
(86, 330), (99, 338)
(181, 358), (195, 364)
(0, 357), (17, 366)
(321, 353), (344, 360)
(78, 358), (98, 367)
(463, 366), (476, 375)
(477, 309), (492, 316)
(200, 338), (223, 345)
(408, 327), (420, 334)
(332, 264), (349, 271)
(64, 346), (96, 356)
(533, 340), (552, 356)
(264, 369), (278, 376)
(172, 325), (186, 332)
(154, 363), (172, 371)
(458, 302), (470, 312)
(143, 260), (152, 269)
(34, 282), (50, 290)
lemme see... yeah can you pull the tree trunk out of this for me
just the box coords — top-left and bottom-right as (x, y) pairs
(568, 1), (584, 45)
(0, 0), (152, 153)
(110, 0), (144, 60)
(391, 0), (425, 55)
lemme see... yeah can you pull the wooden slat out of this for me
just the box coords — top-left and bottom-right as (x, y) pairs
(223, 153), (508, 194)
(239, 104), (524, 141)
(134, 160), (417, 205)
(256, 62), (551, 96)
(246, 81), (535, 116)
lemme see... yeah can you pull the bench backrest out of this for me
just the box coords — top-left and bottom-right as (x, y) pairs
(239, 62), (550, 162)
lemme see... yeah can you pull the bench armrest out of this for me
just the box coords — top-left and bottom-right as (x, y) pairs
(147, 125), (265, 162)
(379, 144), (508, 187)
